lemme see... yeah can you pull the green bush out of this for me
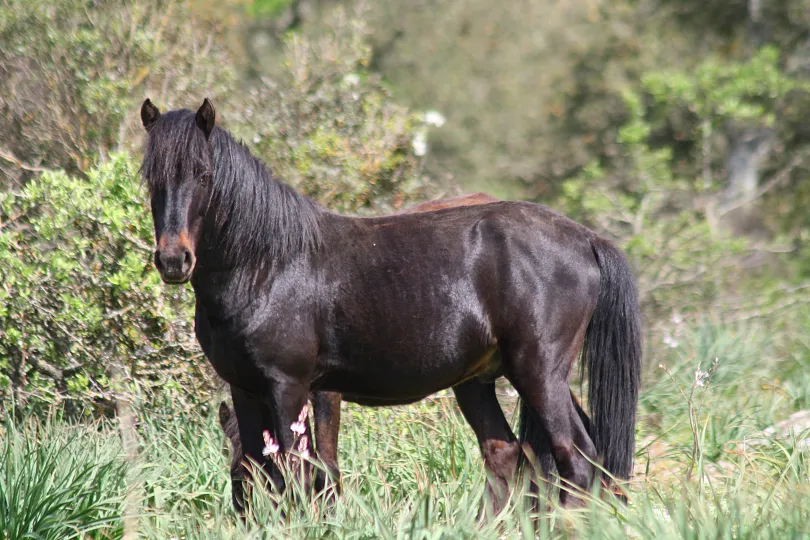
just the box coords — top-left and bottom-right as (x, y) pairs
(555, 48), (810, 341)
(0, 154), (207, 416)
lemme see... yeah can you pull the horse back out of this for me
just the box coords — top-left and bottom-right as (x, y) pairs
(310, 201), (601, 397)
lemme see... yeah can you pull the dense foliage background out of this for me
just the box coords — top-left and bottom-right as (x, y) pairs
(3, 0), (810, 413)
(2, 0), (810, 536)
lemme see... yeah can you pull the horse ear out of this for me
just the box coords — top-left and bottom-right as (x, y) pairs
(141, 98), (160, 130)
(218, 401), (232, 430)
(195, 98), (216, 139)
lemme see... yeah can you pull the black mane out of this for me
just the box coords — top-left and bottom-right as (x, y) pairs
(142, 109), (322, 266)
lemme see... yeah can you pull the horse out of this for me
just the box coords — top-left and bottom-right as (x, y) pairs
(216, 192), (595, 508)
(140, 97), (642, 513)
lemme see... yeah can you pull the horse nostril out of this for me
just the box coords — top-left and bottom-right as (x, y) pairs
(182, 248), (195, 273)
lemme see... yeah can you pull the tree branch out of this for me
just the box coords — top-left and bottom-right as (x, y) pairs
(0, 147), (49, 173)
(716, 150), (810, 218)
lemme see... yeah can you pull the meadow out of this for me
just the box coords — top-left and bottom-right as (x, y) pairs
(3, 318), (809, 539)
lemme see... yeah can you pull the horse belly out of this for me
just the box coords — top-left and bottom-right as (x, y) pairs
(321, 249), (499, 399)
(316, 335), (498, 401)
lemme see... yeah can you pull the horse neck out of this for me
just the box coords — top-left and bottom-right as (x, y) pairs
(190, 136), (323, 315)
(190, 211), (281, 317)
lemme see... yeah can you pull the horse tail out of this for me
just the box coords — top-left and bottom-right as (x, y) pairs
(582, 236), (642, 480)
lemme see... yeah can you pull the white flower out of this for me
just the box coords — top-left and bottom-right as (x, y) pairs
(290, 420), (306, 435)
(424, 110), (446, 127)
(412, 131), (427, 156)
(663, 334), (679, 348)
(671, 311), (683, 325)
(343, 73), (360, 86)
(262, 430), (279, 456)
(694, 369), (709, 387)
(253, 134), (262, 144)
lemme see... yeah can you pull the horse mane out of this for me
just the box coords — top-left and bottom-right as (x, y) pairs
(142, 109), (322, 266)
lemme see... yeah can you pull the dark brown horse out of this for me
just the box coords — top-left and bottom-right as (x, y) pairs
(141, 98), (641, 513)
(217, 192), (594, 507)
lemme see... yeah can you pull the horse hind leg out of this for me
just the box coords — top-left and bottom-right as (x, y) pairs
(516, 388), (593, 501)
(507, 344), (597, 508)
(311, 391), (342, 501)
(453, 379), (521, 516)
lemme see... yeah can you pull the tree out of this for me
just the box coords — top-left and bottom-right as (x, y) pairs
(233, 5), (431, 215)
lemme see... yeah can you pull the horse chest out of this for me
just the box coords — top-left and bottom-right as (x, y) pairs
(194, 298), (319, 393)
(194, 309), (267, 392)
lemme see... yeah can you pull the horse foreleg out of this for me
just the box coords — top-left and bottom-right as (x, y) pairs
(264, 378), (312, 493)
(229, 386), (277, 514)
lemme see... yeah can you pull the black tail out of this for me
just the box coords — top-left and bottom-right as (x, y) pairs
(582, 237), (642, 479)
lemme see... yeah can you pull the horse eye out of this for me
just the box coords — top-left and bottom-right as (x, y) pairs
(198, 175), (210, 187)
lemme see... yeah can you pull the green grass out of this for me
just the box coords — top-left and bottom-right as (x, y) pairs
(3, 320), (810, 538)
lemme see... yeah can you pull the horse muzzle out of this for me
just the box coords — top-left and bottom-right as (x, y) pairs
(154, 245), (195, 284)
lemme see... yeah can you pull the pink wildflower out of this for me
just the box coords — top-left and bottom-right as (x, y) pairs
(262, 430), (279, 456)
(299, 434), (311, 459)
(290, 404), (309, 435)
(298, 404), (309, 423)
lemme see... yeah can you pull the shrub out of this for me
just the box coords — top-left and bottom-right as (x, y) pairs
(0, 154), (207, 416)
(555, 49), (810, 344)
(0, 0), (237, 185)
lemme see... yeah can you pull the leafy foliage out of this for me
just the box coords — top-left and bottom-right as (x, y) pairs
(642, 46), (801, 133)
(0, 154), (206, 415)
(0, 0), (237, 185)
(556, 48), (810, 329)
(249, 0), (296, 18)
(235, 7), (431, 214)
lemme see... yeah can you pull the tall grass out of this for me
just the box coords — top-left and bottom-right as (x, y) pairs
(0, 417), (124, 538)
(2, 320), (810, 538)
